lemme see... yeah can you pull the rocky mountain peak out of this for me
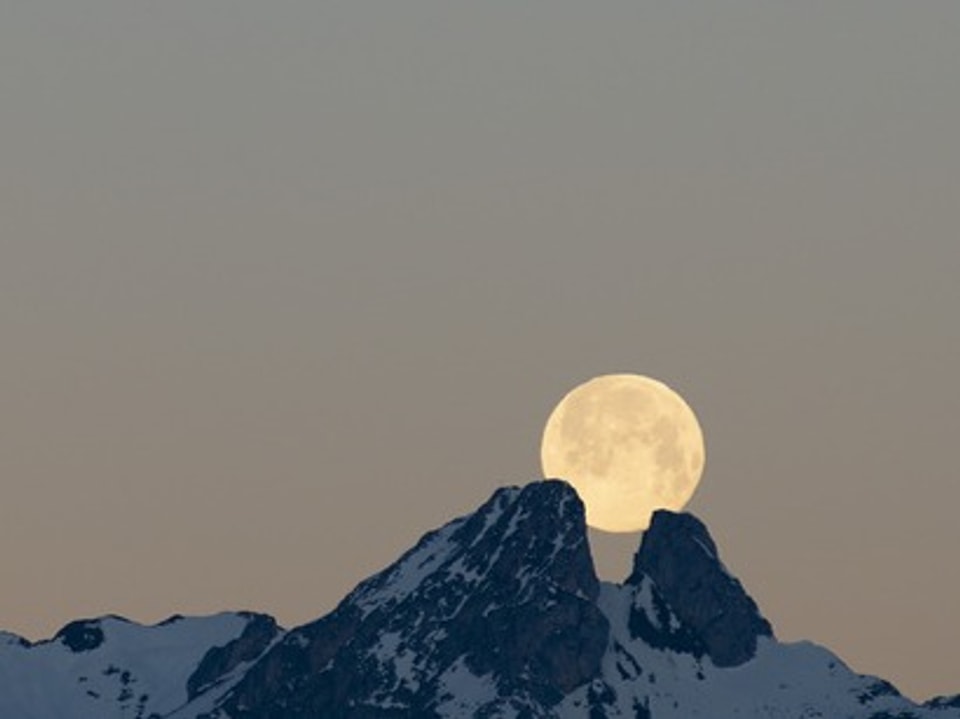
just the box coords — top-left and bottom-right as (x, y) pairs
(628, 509), (773, 667)
(346, 480), (601, 615)
(214, 480), (610, 718)
(4, 481), (957, 719)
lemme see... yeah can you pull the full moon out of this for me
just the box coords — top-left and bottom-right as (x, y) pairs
(540, 374), (705, 532)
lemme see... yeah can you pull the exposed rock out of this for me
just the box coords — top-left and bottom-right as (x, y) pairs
(3, 481), (957, 719)
(55, 619), (108, 653)
(926, 695), (960, 710)
(187, 613), (282, 699)
(627, 574), (706, 658)
(213, 480), (609, 718)
(627, 510), (773, 667)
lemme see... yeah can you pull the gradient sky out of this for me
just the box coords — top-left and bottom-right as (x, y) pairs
(2, 1), (958, 701)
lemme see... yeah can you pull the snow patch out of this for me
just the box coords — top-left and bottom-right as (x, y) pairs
(434, 656), (499, 717)
(0, 613), (252, 719)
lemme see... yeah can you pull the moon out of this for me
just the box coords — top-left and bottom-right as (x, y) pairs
(540, 374), (705, 532)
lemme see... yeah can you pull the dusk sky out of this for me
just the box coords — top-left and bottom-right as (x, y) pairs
(2, 1), (958, 701)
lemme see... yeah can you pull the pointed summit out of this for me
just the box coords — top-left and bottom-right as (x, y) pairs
(628, 509), (773, 667)
(216, 480), (610, 718)
(3, 481), (956, 718)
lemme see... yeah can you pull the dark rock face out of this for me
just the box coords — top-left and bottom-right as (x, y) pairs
(213, 481), (609, 718)
(4, 480), (959, 719)
(627, 510), (773, 667)
(55, 619), (108, 653)
(926, 695), (960, 710)
(187, 613), (282, 700)
(627, 576), (706, 658)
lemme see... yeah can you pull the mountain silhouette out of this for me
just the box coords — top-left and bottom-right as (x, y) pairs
(2, 480), (957, 718)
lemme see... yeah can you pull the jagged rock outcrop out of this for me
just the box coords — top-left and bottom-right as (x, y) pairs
(187, 613), (281, 700)
(2, 479), (957, 719)
(927, 695), (960, 710)
(628, 509), (773, 667)
(54, 618), (110, 653)
(211, 481), (609, 719)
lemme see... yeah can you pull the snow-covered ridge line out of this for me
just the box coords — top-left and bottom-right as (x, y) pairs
(11, 610), (264, 649)
(2, 480), (958, 718)
(0, 611), (281, 719)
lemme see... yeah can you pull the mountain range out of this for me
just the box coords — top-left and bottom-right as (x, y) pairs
(2, 480), (958, 718)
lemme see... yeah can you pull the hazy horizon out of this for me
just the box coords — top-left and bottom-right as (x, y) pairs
(3, 1), (958, 701)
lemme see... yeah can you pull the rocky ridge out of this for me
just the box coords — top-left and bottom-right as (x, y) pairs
(628, 510), (773, 667)
(2, 480), (958, 718)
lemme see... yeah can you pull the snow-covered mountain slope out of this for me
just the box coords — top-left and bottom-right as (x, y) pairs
(0, 611), (282, 719)
(210, 481), (608, 718)
(203, 481), (960, 719)
(3, 480), (958, 718)
(558, 581), (942, 718)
